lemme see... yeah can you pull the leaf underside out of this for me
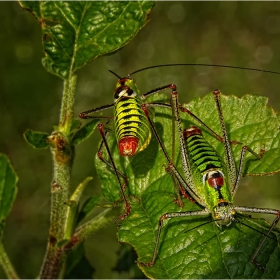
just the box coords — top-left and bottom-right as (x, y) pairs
(95, 91), (280, 279)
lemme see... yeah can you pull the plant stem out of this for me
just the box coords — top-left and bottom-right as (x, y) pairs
(0, 242), (19, 279)
(40, 207), (119, 278)
(73, 207), (119, 244)
(59, 74), (77, 134)
(40, 73), (77, 279)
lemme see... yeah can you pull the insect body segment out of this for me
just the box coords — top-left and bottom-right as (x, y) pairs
(113, 78), (151, 156)
(184, 126), (223, 173)
(184, 126), (233, 225)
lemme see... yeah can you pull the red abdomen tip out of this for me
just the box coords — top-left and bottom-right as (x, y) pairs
(119, 136), (139, 156)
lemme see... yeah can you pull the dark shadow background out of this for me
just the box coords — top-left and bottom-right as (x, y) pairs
(0, 2), (280, 278)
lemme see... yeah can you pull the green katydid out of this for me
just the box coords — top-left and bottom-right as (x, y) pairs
(137, 88), (280, 270)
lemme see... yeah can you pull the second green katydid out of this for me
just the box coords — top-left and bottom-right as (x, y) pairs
(138, 88), (280, 270)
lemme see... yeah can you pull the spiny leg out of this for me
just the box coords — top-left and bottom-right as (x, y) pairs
(165, 165), (184, 208)
(143, 85), (199, 197)
(235, 206), (280, 270)
(80, 103), (130, 218)
(169, 87), (207, 203)
(231, 145), (264, 197)
(212, 90), (265, 194)
(97, 122), (131, 221)
(97, 134), (128, 190)
(138, 209), (210, 267)
(165, 164), (196, 205)
(141, 100), (202, 204)
(140, 84), (188, 205)
(141, 99), (187, 206)
(145, 101), (261, 157)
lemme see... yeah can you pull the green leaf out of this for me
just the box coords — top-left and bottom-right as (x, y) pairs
(0, 154), (18, 236)
(118, 181), (280, 278)
(19, 1), (154, 79)
(70, 177), (93, 204)
(72, 119), (100, 145)
(96, 92), (280, 278)
(70, 118), (82, 135)
(24, 129), (49, 149)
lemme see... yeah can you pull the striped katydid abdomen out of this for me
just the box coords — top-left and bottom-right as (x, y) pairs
(113, 77), (152, 156)
(184, 126), (234, 226)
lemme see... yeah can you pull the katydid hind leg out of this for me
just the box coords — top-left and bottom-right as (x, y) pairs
(141, 100), (201, 204)
(97, 122), (131, 221)
(97, 133), (128, 189)
(138, 209), (210, 267)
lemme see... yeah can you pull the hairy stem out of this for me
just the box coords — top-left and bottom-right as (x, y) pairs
(40, 74), (77, 279)
(73, 207), (119, 244)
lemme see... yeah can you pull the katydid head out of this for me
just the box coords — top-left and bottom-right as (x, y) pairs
(213, 203), (236, 227)
(113, 82), (137, 102)
(109, 70), (140, 102)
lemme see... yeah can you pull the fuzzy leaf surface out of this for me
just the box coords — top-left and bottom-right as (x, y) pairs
(19, 1), (154, 79)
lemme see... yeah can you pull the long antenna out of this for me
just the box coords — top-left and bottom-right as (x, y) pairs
(235, 219), (279, 243)
(108, 69), (122, 79)
(184, 217), (279, 244)
(184, 219), (217, 234)
(129, 63), (280, 76)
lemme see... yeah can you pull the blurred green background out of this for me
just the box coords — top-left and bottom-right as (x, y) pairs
(1, 1), (280, 278)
